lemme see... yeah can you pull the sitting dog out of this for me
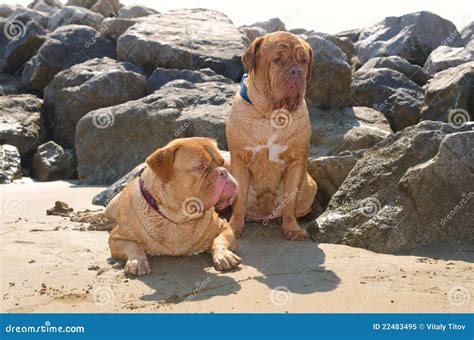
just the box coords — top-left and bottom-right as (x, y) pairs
(105, 137), (241, 275)
(226, 32), (317, 241)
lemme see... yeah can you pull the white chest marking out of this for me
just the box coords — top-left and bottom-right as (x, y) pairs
(244, 134), (288, 166)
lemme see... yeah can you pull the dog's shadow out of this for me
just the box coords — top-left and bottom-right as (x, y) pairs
(134, 221), (340, 304)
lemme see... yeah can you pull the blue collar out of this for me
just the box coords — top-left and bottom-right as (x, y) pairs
(239, 73), (252, 105)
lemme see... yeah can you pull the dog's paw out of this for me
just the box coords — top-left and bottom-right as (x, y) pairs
(124, 256), (151, 276)
(213, 249), (241, 271)
(282, 228), (310, 241)
(229, 219), (245, 238)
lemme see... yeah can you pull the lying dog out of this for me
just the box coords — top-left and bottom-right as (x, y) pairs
(105, 137), (241, 275)
(226, 32), (317, 241)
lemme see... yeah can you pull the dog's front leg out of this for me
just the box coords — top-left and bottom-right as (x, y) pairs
(281, 161), (309, 241)
(109, 233), (151, 276)
(211, 227), (241, 271)
(229, 153), (250, 237)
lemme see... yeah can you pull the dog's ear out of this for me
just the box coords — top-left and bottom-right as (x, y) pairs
(242, 36), (264, 72)
(305, 43), (313, 81)
(146, 145), (179, 183)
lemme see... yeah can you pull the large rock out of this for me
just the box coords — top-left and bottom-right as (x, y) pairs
(91, 0), (121, 18)
(118, 5), (158, 19)
(149, 67), (231, 92)
(359, 56), (429, 86)
(239, 17), (286, 44)
(0, 74), (29, 95)
(309, 106), (392, 157)
(0, 4), (22, 18)
(47, 6), (105, 31)
(8, 7), (49, 28)
(422, 61), (474, 123)
(423, 46), (474, 75)
(461, 21), (474, 48)
(0, 94), (44, 163)
(0, 19), (46, 73)
(65, 0), (97, 9)
(350, 68), (424, 131)
(28, 0), (63, 14)
(117, 9), (246, 80)
(0, 144), (22, 183)
(335, 28), (361, 43)
(309, 121), (474, 253)
(44, 57), (148, 149)
(356, 11), (463, 66)
(76, 80), (237, 184)
(98, 17), (138, 41)
(308, 150), (365, 213)
(21, 25), (116, 91)
(32, 141), (76, 181)
(314, 32), (355, 63)
(304, 34), (352, 109)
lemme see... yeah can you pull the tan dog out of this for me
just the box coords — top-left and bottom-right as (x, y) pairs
(226, 32), (317, 241)
(105, 137), (241, 275)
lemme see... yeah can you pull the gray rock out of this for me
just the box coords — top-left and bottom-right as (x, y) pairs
(118, 5), (158, 19)
(32, 141), (76, 181)
(48, 6), (105, 31)
(461, 21), (474, 47)
(422, 61), (474, 123)
(44, 57), (148, 149)
(0, 4), (22, 18)
(304, 34), (352, 109)
(91, 0), (121, 18)
(65, 0), (97, 9)
(239, 25), (266, 45)
(0, 18), (9, 51)
(250, 17), (286, 33)
(0, 144), (22, 183)
(92, 162), (145, 206)
(28, 0), (63, 14)
(423, 46), (474, 75)
(350, 68), (424, 131)
(0, 73), (29, 95)
(309, 121), (474, 253)
(309, 106), (392, 157)
(117, 9), (246, 80)
(76, 80), (237, 184)
(308, 150), (365, 213)
(0, 94), (44, 163)
(8, 7), (49, 28)
(356, 11), (463, 66)
(149, 67), (231, 92)
(314, 32), (355, 63)
(0, 19), (46, 73)
(359, 56), (429, 86)
(335, 28), (361, 43)
(21, 25), (116, 91)
(98, 17), (138, 41)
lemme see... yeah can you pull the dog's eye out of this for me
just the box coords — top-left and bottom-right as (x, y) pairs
(195, 163), (207, 172)
(272, 57), (282, 64)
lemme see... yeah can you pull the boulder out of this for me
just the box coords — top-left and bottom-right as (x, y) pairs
(423, 46), (474, 75)
(32, 141), (76, 181)
(309, 106), (392, 157)
(421, 61), (474, 123)
(91, 0), (121, 18)
(21, 25), (116, 91)
(8, 7), (49, 28)
(335, 28), (360, 43)
(0, 94), (44, 163)
(0, 18), (9, 50)
(359, 56), (429, 86)
(117, 9), (246, 80)
(149, 67), (231, 92)
(304, 34), (352, 109)
(250, 17), (286, 33)
(65, 0), (97, 9)
(308, 150), (365, 213)
(0, 73), (29, 95)
(0, 19), (46, 73)
(0, 4), (22, 18)
(461, 21), (474, 47)
(239, 26), (266, 45)
(309, 121), (474, 253)
(118, 5), (158, 19)
(314, 32), (355, 62)
(76, 80), (238, 184)
(98, 17), (138, 41)
(28, 0), (63, 14)
(0, 144), (22, 183)
(350, 68), (424, 131)
(47, 6), (105, 31)
(44, 57), (148, 149)
(356, 11), (463, 66)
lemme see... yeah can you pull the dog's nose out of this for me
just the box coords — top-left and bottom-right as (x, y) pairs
(289, 66), (303, 77)
(215, 167), (229, 177)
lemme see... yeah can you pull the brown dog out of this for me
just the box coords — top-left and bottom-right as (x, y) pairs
(105, 137), (241, 275)
(226, 32), (317, 241)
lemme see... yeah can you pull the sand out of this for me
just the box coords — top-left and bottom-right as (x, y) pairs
(1, 179), (472, 313)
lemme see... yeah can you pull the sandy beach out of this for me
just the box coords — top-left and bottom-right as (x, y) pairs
(1, 179), (472, 313)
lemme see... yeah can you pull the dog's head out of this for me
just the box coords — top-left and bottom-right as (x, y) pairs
(145, 137), (237, 218)
(242, 32), (313, 112)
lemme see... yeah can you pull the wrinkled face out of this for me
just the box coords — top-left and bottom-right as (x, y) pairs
(243, 32), (313, 111)
(146, 138), (237, 217)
